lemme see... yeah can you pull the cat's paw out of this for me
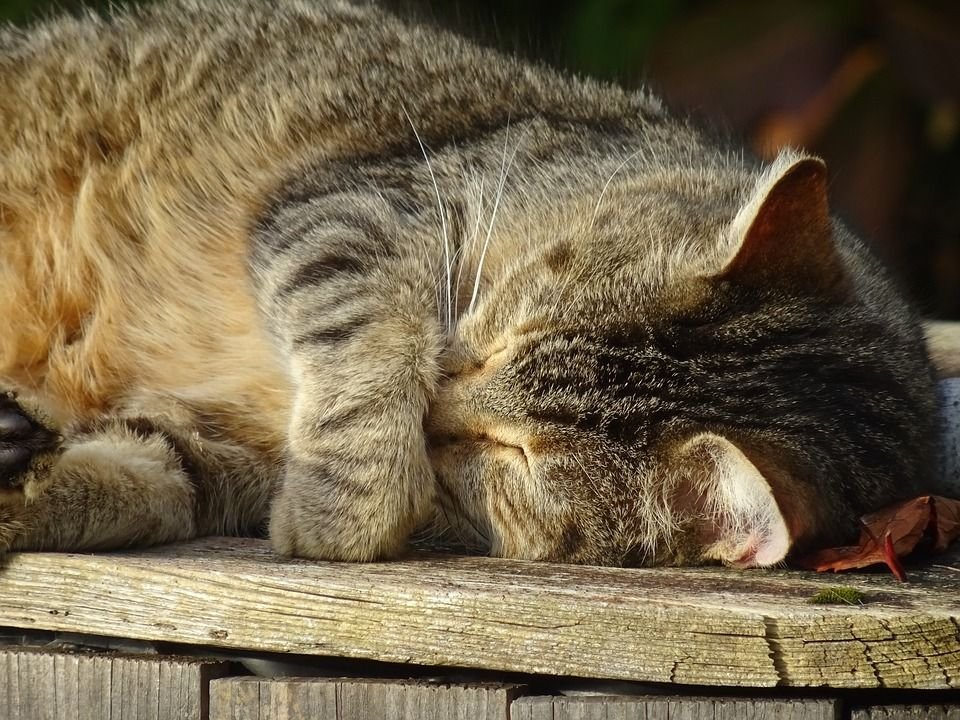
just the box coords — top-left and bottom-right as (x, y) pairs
(0, 391), (62, 495)
(269, 455), (434, 562)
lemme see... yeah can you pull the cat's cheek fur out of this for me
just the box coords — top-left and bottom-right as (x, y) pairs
(428, 445), (496, 552)
(428, 437), (571, 561)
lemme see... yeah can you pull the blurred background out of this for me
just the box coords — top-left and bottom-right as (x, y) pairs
(2, 0), (958, 318)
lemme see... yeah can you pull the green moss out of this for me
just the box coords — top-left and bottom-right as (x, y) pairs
(808, 587), (866, 605)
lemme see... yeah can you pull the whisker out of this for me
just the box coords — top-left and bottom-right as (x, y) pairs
(435, 482), (489, 552)
(591, 147), (645, 228)
(468, 119), (528, 313)
(572, 454), (603, 500)
(401, 104), (453, 332)
(467, 118), (512, 314)
(453, 174), (485, 323)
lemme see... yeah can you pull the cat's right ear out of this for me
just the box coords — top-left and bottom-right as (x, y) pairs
(720, 153), (848, 298)
(677, 433), (793, 568)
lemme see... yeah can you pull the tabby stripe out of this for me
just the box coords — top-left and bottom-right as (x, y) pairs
(293, 458), (374, 498)
(257, 206), (394, 260)
(274, 255), (368, 299)
(313, 209), (394, 256)
(292, 316), (371, 348)
(312, 404), (367, 434)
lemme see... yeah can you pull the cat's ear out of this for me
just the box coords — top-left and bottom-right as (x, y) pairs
(681, 433), (792, 567)
(721, 154), (847, 297)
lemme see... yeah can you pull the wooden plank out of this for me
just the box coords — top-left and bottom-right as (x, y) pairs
(511, 695), (841, 720)
(78, 655), (111, 720)
(0, 647), (229, 720)
(0, 538), (957, 689)
(852, 706), (960, 719)
(216, 675), (262, 720)
(209, 676), (522, 720)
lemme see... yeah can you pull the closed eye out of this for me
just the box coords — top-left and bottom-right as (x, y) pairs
(432, 430), (531, 470)
(480, 433), (530, 469)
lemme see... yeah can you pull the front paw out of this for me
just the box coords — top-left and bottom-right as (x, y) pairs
(269, 454), (435, 561)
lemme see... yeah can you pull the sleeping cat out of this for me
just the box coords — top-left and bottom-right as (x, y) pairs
(0, 0), (939, 567)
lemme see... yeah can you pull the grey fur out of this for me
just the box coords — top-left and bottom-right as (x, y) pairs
(0, 0), (938, 566)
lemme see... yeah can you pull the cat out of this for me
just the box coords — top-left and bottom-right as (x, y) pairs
(0, 0), (940, 567)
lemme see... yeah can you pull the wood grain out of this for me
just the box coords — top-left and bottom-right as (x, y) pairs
(0, 646), (229, 720)
(851, 706), (960, 719)
(511, 695), (841, 720)
(0, 538), (957, 689)
(209, 676), (522, 720)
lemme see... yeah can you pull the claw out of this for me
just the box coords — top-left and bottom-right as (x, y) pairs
(0, 411), (32, 438)
(0, 393), (60, 486)
(0, 446), (31, 470)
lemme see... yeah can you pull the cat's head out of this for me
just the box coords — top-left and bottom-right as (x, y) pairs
(426, 151), (937, 567)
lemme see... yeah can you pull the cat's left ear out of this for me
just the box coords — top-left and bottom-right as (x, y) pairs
(721, 154), (848, 297)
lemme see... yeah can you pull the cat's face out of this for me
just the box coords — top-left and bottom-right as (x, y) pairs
(426, 154), (936, 567)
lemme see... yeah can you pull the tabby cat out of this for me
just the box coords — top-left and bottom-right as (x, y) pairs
(0, 0), (940, 567)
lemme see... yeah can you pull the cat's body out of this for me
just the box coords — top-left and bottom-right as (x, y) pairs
(0, 0), (939, 566)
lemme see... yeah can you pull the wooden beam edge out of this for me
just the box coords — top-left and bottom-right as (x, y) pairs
(0, 538), (955, 690)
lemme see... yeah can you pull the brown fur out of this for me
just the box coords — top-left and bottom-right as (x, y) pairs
(0, 0), (941, 565)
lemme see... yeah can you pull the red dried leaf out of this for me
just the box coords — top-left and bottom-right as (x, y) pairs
(796, 495), (960, 581)
(882, 532), (907, 583)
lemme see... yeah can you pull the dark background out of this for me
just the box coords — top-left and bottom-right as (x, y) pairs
(3, 0), (958, 318)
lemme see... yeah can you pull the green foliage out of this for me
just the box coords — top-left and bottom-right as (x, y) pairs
(564, 0), (687, 80)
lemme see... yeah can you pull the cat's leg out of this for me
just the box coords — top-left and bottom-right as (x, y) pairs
(0, 390), (275, 552)
(252, 187), (444, 561)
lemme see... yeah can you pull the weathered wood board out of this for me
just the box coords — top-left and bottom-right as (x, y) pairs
(0, 646), (229, 720)
(511, 695), (841, 720)
(0, 538), (957, 689)
(209, 676), (522, 720)
(851, 707), (960, 719)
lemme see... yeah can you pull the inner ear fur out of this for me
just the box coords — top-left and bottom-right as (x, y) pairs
(722, 155), (848, 298)
(924, 320), (960, 378)
(679, 433), (794, 568)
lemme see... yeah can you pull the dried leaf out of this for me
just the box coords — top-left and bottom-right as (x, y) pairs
(796, 495), (960, 581)
(932, 496), (960, 552)
(882, 531), (907, 583)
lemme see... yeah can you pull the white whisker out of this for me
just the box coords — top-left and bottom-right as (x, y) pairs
(402, 104), (452, 332)
(453, 174), (484, 322)
(468, 120), (527, 313)
(591, 147), (645, 228)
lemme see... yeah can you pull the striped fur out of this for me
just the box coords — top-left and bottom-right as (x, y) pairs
(0, 0), (940, 565)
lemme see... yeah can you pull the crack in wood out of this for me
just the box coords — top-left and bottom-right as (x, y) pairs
(762, 616), (789, 685)
(489, 617), (584, 630)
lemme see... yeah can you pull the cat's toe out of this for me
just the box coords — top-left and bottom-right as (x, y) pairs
(269, 479), (410, 562)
